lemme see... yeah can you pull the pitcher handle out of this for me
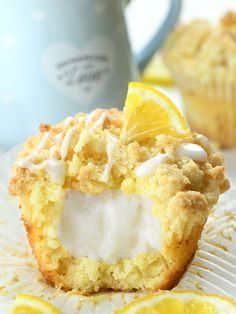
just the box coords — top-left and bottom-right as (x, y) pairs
(135, 0), (182, 71)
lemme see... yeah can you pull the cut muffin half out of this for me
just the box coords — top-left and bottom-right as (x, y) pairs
(9, 88), (229, 295)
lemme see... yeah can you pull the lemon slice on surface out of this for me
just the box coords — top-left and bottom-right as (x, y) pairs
(116, 290), (236, 314)
(121, 82), (189, 143)
(142, 53), (174, 86)
(10, 294), (61, 314)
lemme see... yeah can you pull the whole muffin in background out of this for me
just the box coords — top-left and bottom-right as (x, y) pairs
(163, 11), (236, 148)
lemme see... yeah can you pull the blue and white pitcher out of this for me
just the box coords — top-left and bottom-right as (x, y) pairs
(0, 0), (181, 147)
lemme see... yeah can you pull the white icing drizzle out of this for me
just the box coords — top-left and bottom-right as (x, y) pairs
(29, 132), (50, 158)
(55, 133), (63, 141)
(18, 158), (65, 185)
(43, 159), (65, 184)
(17, 131), (66, 184)
(92, 112), (114, 129)
(100, 135), (118, 182)
(18, 132), (50, 165)
(77, 116), (85, 124)
(196, 134), (210, 147)
(92, 112), (108, 129)
(63, 116), (73, 127)
(60, 126), (77, 160)
(18, 158), (40, 172)
(86, 110), (96, 123)
(86, 110), (115, 130)
(49, 145), (57, 158)
(176, 143), (207, 162)
(196, 134), (213, 152)
(136, 153), (169, 177)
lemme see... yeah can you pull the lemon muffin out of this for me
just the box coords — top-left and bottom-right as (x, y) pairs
(163, 11), (236, 148)
(9, 83), (229, 294)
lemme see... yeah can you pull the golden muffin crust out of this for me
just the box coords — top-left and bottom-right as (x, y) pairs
(9, 108), (229, 294)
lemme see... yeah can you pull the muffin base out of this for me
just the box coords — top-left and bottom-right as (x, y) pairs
(19, 188), (208, 295)
(182, 89), (236, 148)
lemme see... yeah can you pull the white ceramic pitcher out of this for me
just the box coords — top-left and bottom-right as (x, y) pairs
(0, 0), (181, 147)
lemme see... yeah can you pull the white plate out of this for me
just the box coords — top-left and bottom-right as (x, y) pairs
(0, 145), (236, 313)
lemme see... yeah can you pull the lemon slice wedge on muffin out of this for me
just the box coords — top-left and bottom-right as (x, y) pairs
(122, 82), (189, 142)
(9, 83), (229, 294)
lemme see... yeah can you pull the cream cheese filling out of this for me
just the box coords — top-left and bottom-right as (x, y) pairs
(58, 190), (163, 263)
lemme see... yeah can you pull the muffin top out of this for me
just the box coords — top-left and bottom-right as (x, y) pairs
(163, 11), (236, 84)
(9, 108), (229, 211)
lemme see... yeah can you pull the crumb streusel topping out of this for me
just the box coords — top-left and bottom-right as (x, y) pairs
(10, 108), (228, 208)
(163, 11), (236, 84)
(8, 108), (229, 294)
